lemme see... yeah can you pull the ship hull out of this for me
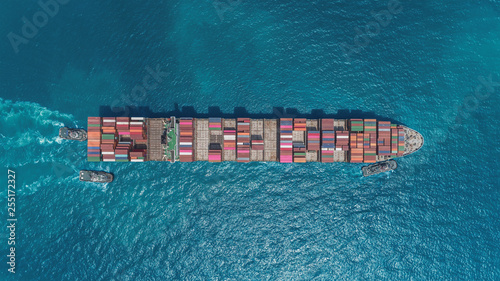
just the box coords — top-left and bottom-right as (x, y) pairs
(85, 117), (423, 163)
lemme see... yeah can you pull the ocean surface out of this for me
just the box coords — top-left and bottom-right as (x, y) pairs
(1, 0), (499, 280)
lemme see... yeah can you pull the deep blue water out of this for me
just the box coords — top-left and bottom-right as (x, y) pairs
(1, 0), (499, 280)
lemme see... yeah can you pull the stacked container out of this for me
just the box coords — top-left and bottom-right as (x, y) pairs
(115, 141), (131, 162)
(102, 143), (115, 162)
(87, 117), (102, 162)
(130, 150), (146, 162)
(321, 131), (335, 162)
(101, 117), (116, 162)
(321, 119), (334, 131)
(363, 119), (377, 162)
(116, 117), (130, 138)
(237, 118), (250, 162)
(377, 121), (391, 156)
(130, 117), (146, 141)
(364, 119), (377, 133)
(363, 133), (377, 163)
(223, 130), (236, 150)
(391, 125), (398, 156)
(307, 131), (320, 151)
(336, 131), (349, 150)
(293, 143), (306, 163)
(114, 117), (130, 161)
(251, 139), (264, 150)
(279, 118), (293, 163)
(397, 126), (405, 156)
(179, 118), (194, 162)
(350, 119), (364, 132)
(348, 131), (363, 163)
(209, 150), (222, 162)
(209, 118), (222, 130)
(293, 118), (306, 131)
(132, 117), (147, 146)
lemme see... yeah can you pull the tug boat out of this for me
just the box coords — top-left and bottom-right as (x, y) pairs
(79, 170), (113, 183)
(59, 127), (87, 141)
(362, 160), (398, 177)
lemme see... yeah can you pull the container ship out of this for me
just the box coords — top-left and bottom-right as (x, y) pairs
(86, 117), (423, 163)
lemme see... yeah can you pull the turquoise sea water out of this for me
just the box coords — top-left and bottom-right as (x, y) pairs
(1, 0), (499, 280)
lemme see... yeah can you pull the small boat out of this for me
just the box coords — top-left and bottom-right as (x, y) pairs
(362, 160), (398, 177)
(79, 170), (113, 183)
(59, 127), (87, 141)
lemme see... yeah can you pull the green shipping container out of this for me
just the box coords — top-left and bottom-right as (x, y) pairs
(87, 157), (100, 162)
(88, 124), (101, 127)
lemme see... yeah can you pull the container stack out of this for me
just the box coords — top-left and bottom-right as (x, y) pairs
(293, 143), (306, 163)
(115, 141), (131, 162)
(101, 118), (119, 162)
(397, 126), (405, 156)
(237, 118), (250, 162)
(350, 119), (364, 132)
(363, 119), (377, 163)
(279, 118), (293, 163)
(179, 118), (194, 162)
(350, 133), (357, 150)
(293, 118), (306, 131)
(87, 117), (102, 162)
(335, 131), (349, 151)
(100, 117), (116, 162)
(223, 130), (236, 150)
(208, 150), (222, 162)
(364, 119), (377, 133)
(251, 139), (264, 150)
(102, 143), (115, 162)
(209, 118), (222, 131)
(116, 117), (130, 138)
(363, 132), (377, 163)
(321, 119), (334, 131)
(349, 132), (363, 163)
(391, 125), (399, 156)
(130, 150), (146, 162)
(377, 121), (391, 156)
(307, 131), (320, 151)
(321, 131), (335, 163)
(130, 117), (146, 141)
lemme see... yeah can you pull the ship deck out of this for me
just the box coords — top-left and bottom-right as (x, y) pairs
(143, 117), (418, 163)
